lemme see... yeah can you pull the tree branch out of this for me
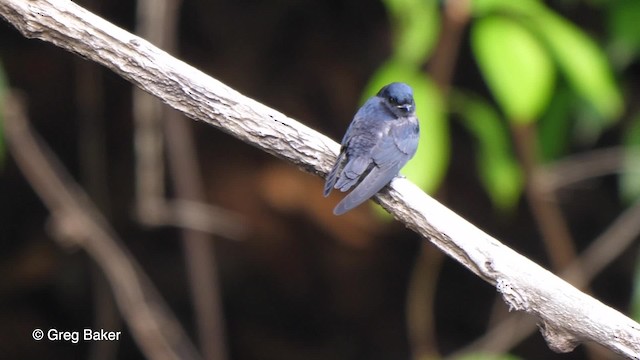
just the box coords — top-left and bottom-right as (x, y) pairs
(1, 0), (639, 357)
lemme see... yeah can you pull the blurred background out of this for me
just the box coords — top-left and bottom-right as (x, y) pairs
(1, 0), (639, 359)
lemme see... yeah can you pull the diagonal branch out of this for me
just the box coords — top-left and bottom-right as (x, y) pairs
(1, 0), (639, 357)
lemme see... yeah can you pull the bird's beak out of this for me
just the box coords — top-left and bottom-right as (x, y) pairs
(397, 104), (413, 112)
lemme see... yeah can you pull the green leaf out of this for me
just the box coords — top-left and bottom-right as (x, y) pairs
(363, 60), (448, 195)
(619, 114), (640, 203)
(471, 0), (544, 17)
(454, 93), (523, 210)
(383, 0), (440, 65)
(529, 10), (623, 122)
(471, 16), (555, 123)
(607, 0), (640, 67)
(472, 0), (623, 126)
(538, 86), (573, 162)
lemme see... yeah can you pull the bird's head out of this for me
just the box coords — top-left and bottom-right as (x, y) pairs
(377, 82), (415, 115)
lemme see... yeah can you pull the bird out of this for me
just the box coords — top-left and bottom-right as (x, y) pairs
(324, 82), (420, 215)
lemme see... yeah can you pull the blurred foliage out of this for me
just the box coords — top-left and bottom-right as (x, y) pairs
(607, 0), (640, 68)
(453, 93), (523, 210)
(471, 0), (622, 146)
(371, 0), (640, 355)
(531, 9), (622, 126)
(0, 59), (6, 170)
(383, 0), (440, 64)
(620, 114), (640, 203)
(537, 85), (574, 162)
(368, 0), (630, 211)
(371, 3), (640, 327)
(606, 2), (640, 279)
(471, 15), (555, 123)
(471, 0), (622, 136)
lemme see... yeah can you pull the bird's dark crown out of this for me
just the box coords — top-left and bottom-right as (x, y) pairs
(377, 82), (415, 113)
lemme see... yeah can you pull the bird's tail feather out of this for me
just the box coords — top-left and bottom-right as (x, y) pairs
(333, 165), (398, 215)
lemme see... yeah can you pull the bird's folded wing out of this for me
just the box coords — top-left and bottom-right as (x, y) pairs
(332, 163), (399, 215)
(333, 156), (371, 192)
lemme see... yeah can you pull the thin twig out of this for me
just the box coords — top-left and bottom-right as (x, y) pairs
(511, 124), (580, 273)
(164, 111), (230, 360)
(151, 199), (247, 240)
(132, 0), (167, 226)
(428, 0), (470, 96)
(406, 243), (444, 359)
(134, 0), (229, 358)
(3, 92), (202, 360)
(542, 147), (635, 190)
(73, 6), (122, 357)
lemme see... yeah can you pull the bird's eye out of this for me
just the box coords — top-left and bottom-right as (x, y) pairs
(388, 96), (398, 104)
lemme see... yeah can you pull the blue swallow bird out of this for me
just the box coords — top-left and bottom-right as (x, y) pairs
(324, 82), (420, 215)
